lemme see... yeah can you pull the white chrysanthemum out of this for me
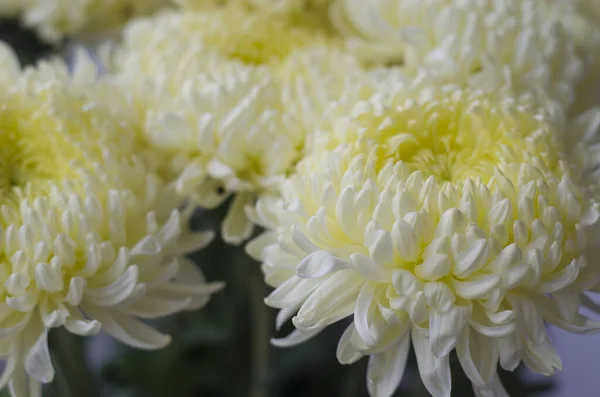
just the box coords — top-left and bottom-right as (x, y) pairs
(253, 87), (600, 397)
(0, 45), (223, 396)
(330, 0), (585, 108)
(106, 7), (371, 244)
(11, 0), (172, 43)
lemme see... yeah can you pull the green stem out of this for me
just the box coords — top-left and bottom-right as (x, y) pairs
(49, 329), (102, 397)
(249, 259), (271, 397)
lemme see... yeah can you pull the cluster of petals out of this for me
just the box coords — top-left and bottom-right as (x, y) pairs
(253, 87), (600, 397)
(0, 45), (223, 397)
(330, 0), (588, 110)
(0, 0), (172, 43)
(106, 5), (373, 244)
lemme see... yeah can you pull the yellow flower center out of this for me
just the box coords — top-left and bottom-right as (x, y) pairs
(0, 105), (87, 200)
(199, 7), (335, 65)
(350, 93), (560, 184)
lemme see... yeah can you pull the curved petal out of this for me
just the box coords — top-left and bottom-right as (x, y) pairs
(222, 193), (254, 245)
(24, 331), (54, 384)
(366, 331), (410, 397)
(412, 331), (451, 397)
(429, 305), (470, 358)
(84, 265), (140, 307)
(81, 305), (171, 350)
(456, 327), (497, 389)
(337, 323), (364, 364)
(294, 271), (363, 331)
(296, 250), (350, 279)
(264, 276), (320, 309)
(271, 328), (323, 348)
(246, 231), (278, 260)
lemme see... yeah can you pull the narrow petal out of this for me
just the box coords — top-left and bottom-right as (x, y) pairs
(222, 193), (254, 245)
(354, 282), (377, 347)
(413, 331), (451, 397)
(337, 323), (364, 364)
(81, 305), (171, 350)
(271, 328), (323, 348)
(366, 331), (410, 397)
(265, 276), (320, 309)
(246, 231), (277, 260)
(296, 250), (349, 279)
(294, 270), (363, 331)
(84, 265), (139, 307)
(24, 331), (54, 384)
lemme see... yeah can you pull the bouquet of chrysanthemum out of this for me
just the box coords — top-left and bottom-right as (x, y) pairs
(2, 0), (600, 396)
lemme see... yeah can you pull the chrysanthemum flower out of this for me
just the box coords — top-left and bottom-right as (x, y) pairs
(106, 6), (370, 244)
(330, 0), (586, 109)
(254, 86), (600, 397)
(0, 44), (223, 396)
(5, 0), (172, 43)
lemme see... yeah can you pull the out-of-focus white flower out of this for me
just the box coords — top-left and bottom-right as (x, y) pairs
(106, 6), (373, 244)
(330, 0), (586, 109)
(253, 86), (600, 397)
(6, 0), (173, 43)
(0, 44), (223, 397)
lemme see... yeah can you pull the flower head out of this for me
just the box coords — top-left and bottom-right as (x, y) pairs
(0, 44), (223, 396)
(255, 87), (600, 397)
(106, 6), (370, 244)
(330, 0), (586, 108)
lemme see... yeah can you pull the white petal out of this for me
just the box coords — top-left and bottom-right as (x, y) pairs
(84, 265), (140, 307)
(508, 296), (545, 345)
(350, 253), (392, 282)
(294, 271), (363, 331)
(536, 259), (580, 293)
(65, 319), (102, 336)
(452, 239), (490, 278)
(130, 236), (162, 257)
(176, 231), (215, 254)
(429, 305), (470, 358)
(366, 331), (410, 397)
(522, 333), (562, 376)
(0, 312), (32, 339)
(265, 276), (320, 309)
(450, 275), (501, 300)
(64, 277), (86, 306)
(120, 295), (192, 319)
(34, 262), (64, 293)
(296, 250), (349, 278)
(354, 282), (377, 347)
(456, 327), (496, 388)
(81, 305), (171, 350)
(271, 328), (323, 347)
(337, 323), (363, 364)
(413, 331), (451, 397)
(222, 193), (254, 245)
(24, 331), (54, 383)
(416, 254), (451, 281)
(245, 231), (277, 260)
(275, 307), (297, 331)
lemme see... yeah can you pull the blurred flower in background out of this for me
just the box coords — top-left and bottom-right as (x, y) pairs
(1, 0), (600, 397)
